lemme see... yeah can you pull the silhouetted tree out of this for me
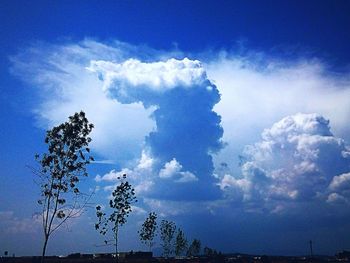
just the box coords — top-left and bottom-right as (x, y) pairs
(160, 220), (176, 257)
(204, 246), (215, 257)
(175, 229), (187, 257)
(95, 174), (137, 263)
(138, 212), (157, 251)
(34, 111), (94, 263)
(187, 239), (201, 257)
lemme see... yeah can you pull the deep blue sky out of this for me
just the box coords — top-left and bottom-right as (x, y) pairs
(2, 1), (350, 60)
(1, 0), (350, 257)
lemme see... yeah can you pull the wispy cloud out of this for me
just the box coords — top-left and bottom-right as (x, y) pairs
(11, 40), (156, 164)
(0, 211), (41, 234)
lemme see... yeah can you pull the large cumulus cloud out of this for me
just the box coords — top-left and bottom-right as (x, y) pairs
(207, 56), (350, 178)
(11, 39), (225, 205)
(219, 113), (350, 212)
(89, 58), (224, 200)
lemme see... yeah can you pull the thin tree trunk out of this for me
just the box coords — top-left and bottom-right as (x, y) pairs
(115, 225), (119, 263)
(41, 235), (49, 263)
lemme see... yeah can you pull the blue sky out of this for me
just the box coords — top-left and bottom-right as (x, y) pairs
(1, 0), (350, 257)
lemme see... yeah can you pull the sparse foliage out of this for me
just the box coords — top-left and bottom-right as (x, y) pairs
(175, 229), (187, 257)
(187, 239), (201, 257)
(138, 212), (157, 251)
(160, 220), (176, 258)
(95, 174), (137, 263)
(34, 111), (94, 263)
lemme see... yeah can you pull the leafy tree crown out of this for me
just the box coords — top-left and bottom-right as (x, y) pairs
(36, 111), (94, 221)
(37, 111), (94, 203)
(95, 174), (137, 239)
(139, 212), (157, 249)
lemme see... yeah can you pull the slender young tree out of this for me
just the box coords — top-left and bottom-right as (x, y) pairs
(95, 174), (137, 263)
(34, 111), (94, 263)
(160, 220), (176, 258)
(175, 229), (188, 257)
(138, 212), (157, 252)
(187, 239), (201, 257)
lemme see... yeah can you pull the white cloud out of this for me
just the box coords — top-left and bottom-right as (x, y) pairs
(327, 172), (350, 204)
(95, 168), (133, 182)
(176, 171), (198, 183)
(326, 192), (348, 204)
(0, 211), (41, 234)
(219, 113), (350, 211)
(92, 159), (117, 164)
(137, 151), (154, 170)
(329, 172), (350, 191)
(96, 151), (156, 196)
(88, 58), (206, 92)
(159, 159), (182, 178)
(94, 151), (155, 184)
(218, 174), (249, 201)
(159, 158), (198, 183)
(88, 52), (222, 201)
(134, 180), (154, 195)
(97, 154), (199, 208)
(11, 40), (156, 163)
(207, 56), (350, 175)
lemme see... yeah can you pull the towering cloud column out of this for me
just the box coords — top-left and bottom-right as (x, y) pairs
(89, 58), (224, 200)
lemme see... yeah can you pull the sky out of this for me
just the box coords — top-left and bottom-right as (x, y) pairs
(1, 0), (350, 257)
